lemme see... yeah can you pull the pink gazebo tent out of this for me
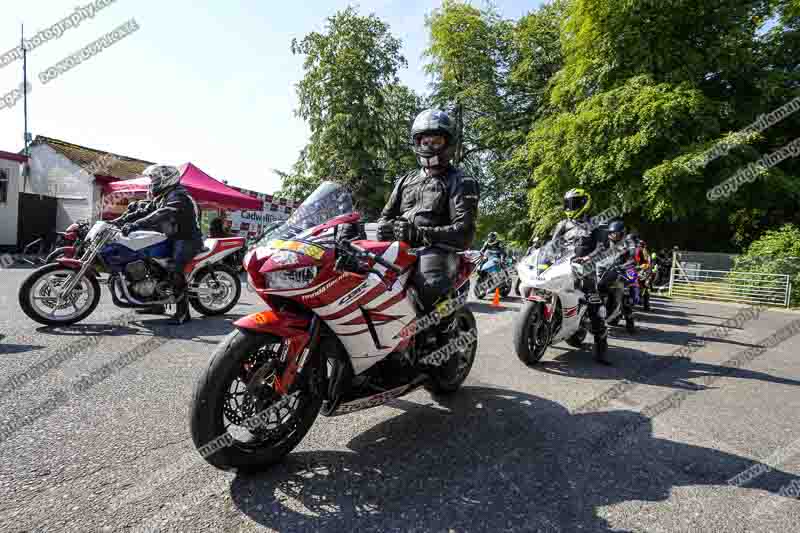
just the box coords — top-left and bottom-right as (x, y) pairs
(101, 163), (262, 217)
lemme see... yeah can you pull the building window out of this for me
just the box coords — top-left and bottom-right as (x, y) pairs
(0, 168), (8, 203)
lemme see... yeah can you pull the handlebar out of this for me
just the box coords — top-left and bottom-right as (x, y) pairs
(345, 241), (403, 274)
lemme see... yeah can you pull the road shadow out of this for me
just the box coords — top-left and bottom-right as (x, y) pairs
(0, 343), (45, 355)
(617, 324), (762, 351)
(135, 313), (247, 343)
(228, 385), (800, 532)
(635, 312), (742, 330)
(36, 323), (140, 337)
(468, 301), (516, 315)
(535, 344), (800, 392)
(645, 302), (729, 320)
(34, 312), (245, 344)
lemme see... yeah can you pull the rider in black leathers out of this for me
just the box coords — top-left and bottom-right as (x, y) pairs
(376, 108), (480, 376)
(548, 188), (610, 364)
(112, 164), (204, 324)
(480, 232), (507, 258)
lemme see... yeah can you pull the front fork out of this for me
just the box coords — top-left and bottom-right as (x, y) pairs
(54, 239), (106, 309)
(276, 315), (322, 395)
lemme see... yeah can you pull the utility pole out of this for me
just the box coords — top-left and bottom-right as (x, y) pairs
(21, 24), (31, 193)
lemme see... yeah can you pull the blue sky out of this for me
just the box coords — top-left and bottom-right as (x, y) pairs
(0, 0), (542, 194)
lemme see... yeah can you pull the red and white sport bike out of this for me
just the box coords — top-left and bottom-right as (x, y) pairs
(190, 181), (480, 472)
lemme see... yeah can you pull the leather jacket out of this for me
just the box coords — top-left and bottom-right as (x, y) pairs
(550, 215), (604, 259)
(481, 240), (506, 257)
(115, 185), (202, 241)
(378, 166), (479, 250)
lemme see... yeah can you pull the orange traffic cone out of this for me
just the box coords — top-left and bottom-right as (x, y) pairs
(491, 287), (502, 307)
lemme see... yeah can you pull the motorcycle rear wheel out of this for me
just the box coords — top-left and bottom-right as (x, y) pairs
(189, 265), (242, 316)
(513, 301), (550, 365)
(190, 328), (322, 473)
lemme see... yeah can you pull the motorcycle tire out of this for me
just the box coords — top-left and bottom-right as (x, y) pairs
(626, 316), (636, 333)
(643, 291), (650, 311)
(18, 264), (101, 326)
(424, 307), (478, 395)
(513, 300), (549, 365)
(500, 283), (512, 298)
(190, 328), (323, 473)
(514, 277), (521, 296)
(189, 265), (242, 316)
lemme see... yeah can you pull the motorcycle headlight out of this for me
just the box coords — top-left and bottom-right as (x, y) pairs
(264, 266), (318, 289)
(270, 250), (300, 266)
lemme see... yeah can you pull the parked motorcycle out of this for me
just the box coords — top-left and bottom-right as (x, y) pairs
(18, 221), (244, 326)
(603, 260), (637, 333)
(513, 241), (593, 364)
(637, 263), (653, 311)
(45, 220), (92, 264)
(189, 181), (480, 472)
(473, 250), (512, 299)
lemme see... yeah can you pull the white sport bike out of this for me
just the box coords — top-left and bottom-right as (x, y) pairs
(512, 241), (610, 364)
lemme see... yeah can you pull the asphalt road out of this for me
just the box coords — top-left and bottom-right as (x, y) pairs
(2, 268), (800, 532)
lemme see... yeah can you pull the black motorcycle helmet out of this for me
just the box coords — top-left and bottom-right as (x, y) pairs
(487, 231), (498, 244)
(410, 109), (458, 171)
(608, 220), (625, 242)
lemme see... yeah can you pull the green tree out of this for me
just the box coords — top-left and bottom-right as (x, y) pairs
(285, 7), (420, 218)
(423, 0), (567, 246)
(516, 0), (800, 250)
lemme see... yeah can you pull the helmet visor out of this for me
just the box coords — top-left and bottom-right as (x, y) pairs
(564, 196), (588, 212)
(415, 134), (447, 152)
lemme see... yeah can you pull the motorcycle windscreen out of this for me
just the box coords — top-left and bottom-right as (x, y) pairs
(249, 182), (355, 250)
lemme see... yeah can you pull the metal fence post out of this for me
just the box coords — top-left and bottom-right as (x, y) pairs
(669, 248), (677, 296)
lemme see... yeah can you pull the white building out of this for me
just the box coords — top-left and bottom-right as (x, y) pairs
(0, 150), (27, 249)
(23, 136), (154, 233)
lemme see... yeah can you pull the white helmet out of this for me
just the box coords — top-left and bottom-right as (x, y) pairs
(143, 164), (181, 199)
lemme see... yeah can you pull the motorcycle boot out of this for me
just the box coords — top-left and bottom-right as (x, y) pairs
(168, 271), (191, 325)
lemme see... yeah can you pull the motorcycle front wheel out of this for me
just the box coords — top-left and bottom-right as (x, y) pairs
(18, 264), (101, 326)
(424, 307), (478, 395)
(513, 300), (550, 365)
(190, 328), (322, 473)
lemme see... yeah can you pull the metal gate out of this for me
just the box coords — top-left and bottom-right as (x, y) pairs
(669, 250), (792, 308)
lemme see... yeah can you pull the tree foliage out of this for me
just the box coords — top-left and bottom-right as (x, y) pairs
(282, 0), (799, 253)
(282, 7), (421, 218)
